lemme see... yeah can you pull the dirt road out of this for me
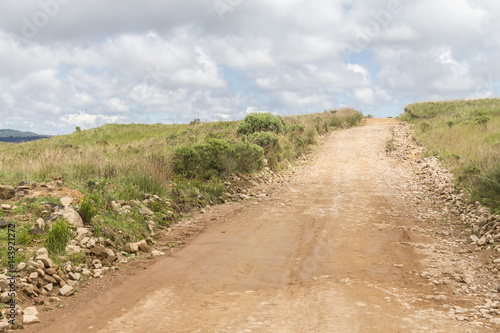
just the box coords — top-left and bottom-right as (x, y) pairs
(40, 119), (493, 332)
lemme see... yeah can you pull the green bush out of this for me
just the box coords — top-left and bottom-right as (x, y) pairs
(45, 218), (72, 256)
(248, 132), (280, 155)
(237, 113), (285, 135)
(286, 124), (305, 133)
(344, 112), (363, 127)
(232, 142), (265, 173)
(172, 138), (264, 179)
(79, 195), (97, 224)
(420, 122), (431, 132)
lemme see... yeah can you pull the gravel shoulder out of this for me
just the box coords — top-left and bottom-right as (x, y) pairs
(33, 119), (500, 332)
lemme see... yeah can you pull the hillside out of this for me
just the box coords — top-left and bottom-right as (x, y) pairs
(399, 98), (500, 212)
(0, 109), (363, 266)
(0, 129), (51, 143)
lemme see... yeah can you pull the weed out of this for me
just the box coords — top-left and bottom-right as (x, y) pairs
(45, 218), (72, 256)
(386, 139), (396, 152)
(79, 195), (97, 224)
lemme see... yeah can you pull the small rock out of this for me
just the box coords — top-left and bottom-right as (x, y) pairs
(60, 197), (73, 208)
(23, 306), (39, 317)
(125, 242), (139, 253)
(49, 296), (61, 303)
(44, 283), (53, 292)
(66, 245), (83, 255)
(138, 240), (152, 253)
(0, 185), (15, 200)
(470, 235), (479, 243)
(150, 250), (166, 257)
(1, 204), (12, 210)
(68, 272), (81, 281)
(1, 291), (14, 303)
(139, 206), (154, 216)
(17, 262), (26, 271)
(43, 275), (57, 284)
(59, 285), (75, 296)
(36, 248), (49, 257)
(36, 218), (46, 230)
(23, 314), (40, 325)
(82, 268), (92, 277)
(36, 255), (53, 268)
(89, 245), (109, 259)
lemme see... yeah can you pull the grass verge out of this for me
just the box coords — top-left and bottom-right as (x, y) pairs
(399, 98), (500, 212)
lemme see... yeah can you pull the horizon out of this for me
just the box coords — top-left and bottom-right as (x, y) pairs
(1, 0), (499, 135)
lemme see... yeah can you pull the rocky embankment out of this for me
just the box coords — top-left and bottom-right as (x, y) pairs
(0, 168), (294, 331)
(388, 122), (500, 326)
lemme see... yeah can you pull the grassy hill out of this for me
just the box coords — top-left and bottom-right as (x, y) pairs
(0, 129), (51, 143)
(399, 98), (500, 212)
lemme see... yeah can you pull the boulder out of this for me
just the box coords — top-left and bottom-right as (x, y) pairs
(0, 185), (15, 200)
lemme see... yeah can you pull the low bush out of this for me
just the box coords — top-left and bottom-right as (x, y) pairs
(172, 138), (264, 179)
(79, 195), (97, 224)
(237, 113), (285, 135)
(45, 218), (72, 256)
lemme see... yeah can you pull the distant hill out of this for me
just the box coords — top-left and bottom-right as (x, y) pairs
(0, 129), (51, 143)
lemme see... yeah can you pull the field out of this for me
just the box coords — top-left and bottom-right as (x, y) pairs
(399, 98), (500, 212)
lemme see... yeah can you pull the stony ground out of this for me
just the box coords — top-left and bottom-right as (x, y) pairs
(6, 118), (500, 332)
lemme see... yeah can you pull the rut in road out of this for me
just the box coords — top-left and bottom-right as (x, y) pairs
(41, 119), (487, 333)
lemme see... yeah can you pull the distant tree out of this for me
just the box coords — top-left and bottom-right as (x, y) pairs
(75, 126), (82, 132)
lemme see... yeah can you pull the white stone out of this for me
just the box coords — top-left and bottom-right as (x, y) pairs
(59, 285), (75, 296)
(66, 245), (83, 255)
(17, 262), (26, 271)
(151, 250), (166, 257)
(60, 197), (73, 208)
(23, 306), (39, 317)
(36, 247), (48, 257)
(36, 218), (46, 230)
(23, 314), (40, 325)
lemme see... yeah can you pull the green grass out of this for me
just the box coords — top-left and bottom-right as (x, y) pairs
(399, 98), (500, 211)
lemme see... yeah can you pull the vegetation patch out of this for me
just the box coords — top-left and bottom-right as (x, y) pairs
(399, 98), (500, 212)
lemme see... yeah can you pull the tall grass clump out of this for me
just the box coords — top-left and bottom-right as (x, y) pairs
(45, 218), (72, 256)
(399, 98), (500, 212)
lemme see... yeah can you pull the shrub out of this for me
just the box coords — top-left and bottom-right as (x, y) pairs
(172, 138), (264, 179)
(286, 124), (305, 133)
(475, 115), (490, 127)
(237, 113), (285, 135)
(232, 142), (264, 173)
(420, 122), (431, 132)
(45, 218), (72, 255)
(248, 132), (280, 155)
(79, 195), (97, 224)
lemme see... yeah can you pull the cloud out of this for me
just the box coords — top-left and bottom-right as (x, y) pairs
(0, 0), (498, 133)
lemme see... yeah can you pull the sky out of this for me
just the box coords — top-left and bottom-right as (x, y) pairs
(0, 0), (499, 135)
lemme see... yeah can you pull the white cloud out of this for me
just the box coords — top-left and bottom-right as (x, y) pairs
(0, 0), (498, 133)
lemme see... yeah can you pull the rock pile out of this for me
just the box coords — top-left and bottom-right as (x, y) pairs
(388, 123), (500, 251)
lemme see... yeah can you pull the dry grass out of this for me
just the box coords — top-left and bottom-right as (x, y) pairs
(399, 98), (500, 210)
(0, 109), (362, 196)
